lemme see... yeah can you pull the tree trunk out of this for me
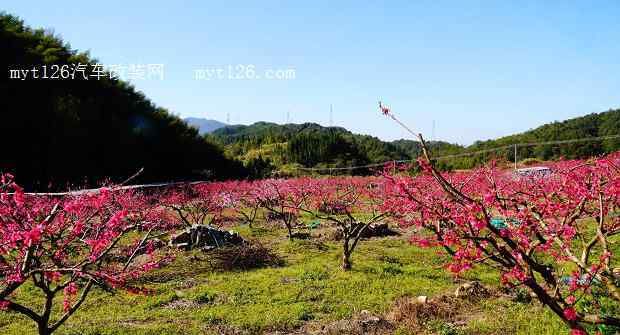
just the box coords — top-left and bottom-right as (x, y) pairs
(38, 323), (50, 335)
(340, 235), (354, 270)
(286, 222), (293, 240)
(341, 252), (352, 270)
(524, 280), (587, 333)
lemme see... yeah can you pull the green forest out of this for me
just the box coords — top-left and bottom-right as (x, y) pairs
(0, 13), (244, 190)
(208, 122), (463, 176)
(436, 108), (620, 170)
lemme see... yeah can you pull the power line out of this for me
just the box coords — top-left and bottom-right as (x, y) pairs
(18, 134), (620, 189)
(21, 180), (209, 196)
(297, 160), (410, 172)
(296, 134), (620, 172)
(519, 134), (620, 147)
(435, 134), (620, 161)
(301, 102), (620, 172)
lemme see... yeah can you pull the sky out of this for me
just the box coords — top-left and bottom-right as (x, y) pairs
(5, 1), (619, 144)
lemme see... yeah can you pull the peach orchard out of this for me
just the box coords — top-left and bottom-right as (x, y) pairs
(0, 152), (619, 334)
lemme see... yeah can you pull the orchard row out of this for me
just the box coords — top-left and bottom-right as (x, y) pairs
(1, 152), (619, 334)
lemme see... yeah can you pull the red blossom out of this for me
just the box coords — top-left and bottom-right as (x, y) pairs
(382, 152), (620, 329)
(63, 282), (78, 312)
(13, 185), (25, 207)
(0, 300), (9, 310)
(0, 175), (177, 333)
(563, 307), (578, 321)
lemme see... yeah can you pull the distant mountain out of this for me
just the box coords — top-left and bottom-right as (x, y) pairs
(185, 117), (228, 134)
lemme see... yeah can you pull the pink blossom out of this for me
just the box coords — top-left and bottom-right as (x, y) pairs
(24, 225), (43, 247)
(600, 250), (611, 261)
(562, 225), (577, 239)
(483, 192), (495, 203)
(0, 174), (177, 332)
(0, 300), (10, 310)
(417, 238), (431, 248)
(563, 307), (578, 321)
(381, 152), (620, 330)
(62, 283), (78, 312)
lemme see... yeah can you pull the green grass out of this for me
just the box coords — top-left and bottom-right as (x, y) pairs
(0, 224), (569, 334)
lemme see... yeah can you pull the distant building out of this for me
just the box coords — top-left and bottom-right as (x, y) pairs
(515, 166), (552, 177)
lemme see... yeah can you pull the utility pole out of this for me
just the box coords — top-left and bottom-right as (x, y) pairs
(514, 144), (518, 170)
(329, 104), (333, 127)
(431, 120), (436, 142)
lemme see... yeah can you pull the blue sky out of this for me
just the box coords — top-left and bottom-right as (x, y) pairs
(5, 1), (619, 144)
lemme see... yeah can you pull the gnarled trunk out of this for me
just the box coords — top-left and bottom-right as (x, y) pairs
(38, 322), (50, 335)
(341, 252), (352, 270)
(341, 238), (352, 270)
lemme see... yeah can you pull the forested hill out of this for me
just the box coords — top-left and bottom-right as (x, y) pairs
(208, 122), (461, 176)
(470, 108), (620, 156)
(0, 13), (244, 190)
(439, 108), (620, 170)
(210, 109), (620, 175)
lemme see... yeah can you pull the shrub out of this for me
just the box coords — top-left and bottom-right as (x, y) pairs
(208, 241), (284, 271)
(520, 157), (543, 166)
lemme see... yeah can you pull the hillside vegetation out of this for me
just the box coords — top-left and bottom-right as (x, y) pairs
(209, 122), (460, 176)
(210, 109), (620, 176)
(440, 108), (620, 170)
(0, 13), (244, 190)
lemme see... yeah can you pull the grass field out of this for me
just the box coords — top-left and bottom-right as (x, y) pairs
(0, 223), (570, 335)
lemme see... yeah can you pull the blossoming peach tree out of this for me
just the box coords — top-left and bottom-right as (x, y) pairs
(159, 182), (229, 228)
(0, 175), (176, 335)
(255, 179), (309, 239)
(301, 177), (389, 270)
(224, 180), (261, 228)
(381, 106), (619, 334)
